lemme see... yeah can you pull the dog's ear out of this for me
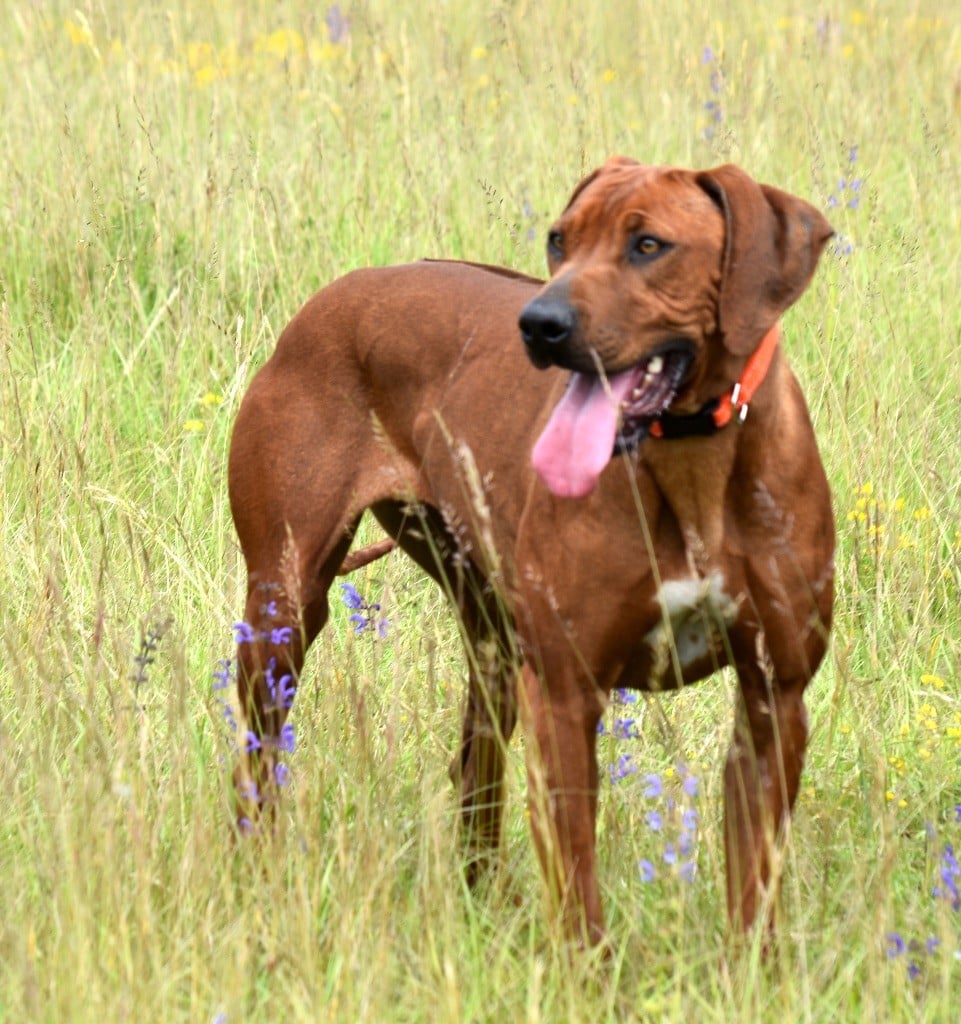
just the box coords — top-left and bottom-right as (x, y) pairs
(562, 156), (640, 213)
(696, 165), (834, 355)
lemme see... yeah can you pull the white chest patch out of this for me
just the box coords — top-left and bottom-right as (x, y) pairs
(644, 572), (741, 688)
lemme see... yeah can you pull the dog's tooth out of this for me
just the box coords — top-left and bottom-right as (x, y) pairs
(647, 355), (664, 375)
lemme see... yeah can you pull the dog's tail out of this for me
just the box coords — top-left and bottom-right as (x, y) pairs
(337, 538), (396, 575)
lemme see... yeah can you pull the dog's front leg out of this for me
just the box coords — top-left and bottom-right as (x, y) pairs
(521, 662), (606, 946)
(723, 655), (809, 935)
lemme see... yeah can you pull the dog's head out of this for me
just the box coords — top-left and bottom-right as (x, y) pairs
(520, 157), (833, 497)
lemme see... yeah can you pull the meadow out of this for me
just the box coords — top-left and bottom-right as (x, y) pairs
(0, 0), (959, 1020)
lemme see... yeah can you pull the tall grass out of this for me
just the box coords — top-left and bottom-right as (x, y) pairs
(0, 1), (958, 1020)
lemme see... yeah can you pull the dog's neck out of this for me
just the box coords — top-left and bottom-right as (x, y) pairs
(643, 326), (783, 568)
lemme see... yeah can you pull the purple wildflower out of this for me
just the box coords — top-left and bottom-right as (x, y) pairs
(325, 4), (349, 44)
(278, 722), (296, 754)
(212, 658), (233, 690)
(613, 717), (638, 740)
(609, 753), (636, 784)
(238, 780), (260, 804)
(886, 933), (905, 958)
(220, 701), (238, 732)
(266, 659), (296, 711)
(700, 45), (724, 135)
(639, 858), (656, 883)
(274, 763), (291, 787)
(244, 731), (262, 753)
(827, 148), (863, 220)
(348, 612), (366, 631)
(270, 625), (293, 645)
(233, 621), (256, 644)
(663, 842), (678, 866)
(642, 773), (663, 799)
(340, 582), (389, 636)
(679, 860), (697, 882)
(934, 844), (960, 910)
(646, 810), (663, 832)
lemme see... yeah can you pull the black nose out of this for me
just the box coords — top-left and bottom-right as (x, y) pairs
(518, 295), (578, 368)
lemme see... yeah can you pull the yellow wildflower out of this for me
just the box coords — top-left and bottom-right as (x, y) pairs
(194, 65), (221, 88)
(255, 29), (306, 61)
(65, 19), (93, 47)
(185, 41), (216, 70)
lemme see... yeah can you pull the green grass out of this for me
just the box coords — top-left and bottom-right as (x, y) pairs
(1, 1), (959, 1020)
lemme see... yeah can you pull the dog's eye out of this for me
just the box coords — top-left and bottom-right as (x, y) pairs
(547, 230), (564, 260)
(629, 235), (667, 263)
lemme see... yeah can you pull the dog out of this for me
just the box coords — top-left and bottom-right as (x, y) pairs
(228, 158), (835, 946)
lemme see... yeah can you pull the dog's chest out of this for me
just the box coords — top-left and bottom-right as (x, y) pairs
(642, 572), (741, 686)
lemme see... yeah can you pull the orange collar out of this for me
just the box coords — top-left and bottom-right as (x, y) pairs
(649, 322), (780, 439)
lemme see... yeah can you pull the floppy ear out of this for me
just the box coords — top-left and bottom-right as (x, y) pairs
(561, 156), (640, 213)
(696, 164), (834, 355)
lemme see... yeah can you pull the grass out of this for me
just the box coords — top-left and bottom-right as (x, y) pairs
(1, 0), (959, 1020)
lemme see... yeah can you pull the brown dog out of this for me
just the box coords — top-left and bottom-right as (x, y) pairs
(228, 158), (834, 946)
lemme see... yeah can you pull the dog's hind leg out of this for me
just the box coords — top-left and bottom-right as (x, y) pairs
(231, 517), (359, 833)
(371, 500), (519, 885)
(450, 591), (519, 887)
(227, 354), (400, 831)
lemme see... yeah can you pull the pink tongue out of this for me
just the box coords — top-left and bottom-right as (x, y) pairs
(531, 369), (639, 498)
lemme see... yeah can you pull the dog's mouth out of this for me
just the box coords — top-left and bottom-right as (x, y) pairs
(531, 344), (694, 499)
(613, 346), (693, 454)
